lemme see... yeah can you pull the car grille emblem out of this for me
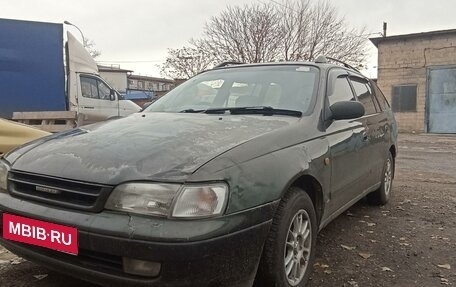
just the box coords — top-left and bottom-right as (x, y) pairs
(35, 186), (62, 195)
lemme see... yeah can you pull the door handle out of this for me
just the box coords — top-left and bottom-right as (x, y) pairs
(82, 106), (95, 109)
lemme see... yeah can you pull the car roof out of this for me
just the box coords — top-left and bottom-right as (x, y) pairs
(210, 60), (364, 77)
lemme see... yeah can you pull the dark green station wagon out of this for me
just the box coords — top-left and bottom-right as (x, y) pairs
(0, 57), (397, 287)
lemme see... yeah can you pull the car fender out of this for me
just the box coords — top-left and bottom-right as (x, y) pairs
(189, 136), (330, 215)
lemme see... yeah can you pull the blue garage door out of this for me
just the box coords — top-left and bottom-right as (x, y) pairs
(427, 67), (456, 133)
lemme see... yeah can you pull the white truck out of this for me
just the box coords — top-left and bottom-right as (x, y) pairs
(65, 32), (141, 125)
(0, 18), (141, 131)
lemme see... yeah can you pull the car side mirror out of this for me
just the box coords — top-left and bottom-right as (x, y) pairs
(109, 89), (116, 101)
(330, 101), (365, 120)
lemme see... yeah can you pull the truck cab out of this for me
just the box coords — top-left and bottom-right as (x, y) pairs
(77, 74), (140, 123)
(66, 32), (141, 124)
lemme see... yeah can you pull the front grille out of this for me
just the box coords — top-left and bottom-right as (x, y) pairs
(7, 170), (112, 212)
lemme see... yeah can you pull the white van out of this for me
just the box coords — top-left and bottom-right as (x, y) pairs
(66, 32), (141, 124)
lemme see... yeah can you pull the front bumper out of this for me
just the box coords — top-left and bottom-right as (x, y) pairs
(0, 193), (277, 287)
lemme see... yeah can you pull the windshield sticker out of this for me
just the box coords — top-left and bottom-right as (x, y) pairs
(296, 67), (311, 72)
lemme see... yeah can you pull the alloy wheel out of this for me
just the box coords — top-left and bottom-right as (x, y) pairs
(384, 158), (393, 197)
(284, 209), (312, 286)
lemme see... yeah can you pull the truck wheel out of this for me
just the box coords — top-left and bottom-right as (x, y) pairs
(367, 152), (394, 205)
(256, 187), (317, 287)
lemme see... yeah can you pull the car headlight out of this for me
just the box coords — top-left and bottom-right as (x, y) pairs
(105, 182), (229, 218)
(0, 159), (10, 192)
(105, 183), (181, 217)
(171, 184), (228, 218)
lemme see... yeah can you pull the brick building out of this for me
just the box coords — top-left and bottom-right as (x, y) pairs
(370, 29), (456, 133)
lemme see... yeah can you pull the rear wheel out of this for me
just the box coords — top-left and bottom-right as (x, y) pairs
(367, 152), (394, 205)
(256, 187), (317, 287)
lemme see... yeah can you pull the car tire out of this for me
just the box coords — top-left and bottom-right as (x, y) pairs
(367, 152), (394, 205)
(255, 187), (317, 287)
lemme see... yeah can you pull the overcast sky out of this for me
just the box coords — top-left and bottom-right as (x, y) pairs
(1, 0), (455, 78)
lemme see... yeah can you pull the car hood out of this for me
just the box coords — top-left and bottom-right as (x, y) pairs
(9, 112), (299, 184)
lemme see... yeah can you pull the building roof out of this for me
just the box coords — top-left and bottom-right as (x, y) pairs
(370, 28), (456, 47)
(128, 74), (174, 83)
(98, 65), (133, 73)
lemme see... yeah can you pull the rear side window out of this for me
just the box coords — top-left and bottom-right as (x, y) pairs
(350, 77), (377, 115)
(372, 83), (390, 110)
(365, 81), (381, 111)
(329, 76), (355, 106)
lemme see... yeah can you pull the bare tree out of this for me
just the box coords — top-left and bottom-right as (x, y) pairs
(160, 46), (215, 79)
(161, 0), (368, 78)
(198, 4), (283, 63)
(278, 0), (312, 61)
(302, 1), (367, 64)
(83, 38), (101, 59)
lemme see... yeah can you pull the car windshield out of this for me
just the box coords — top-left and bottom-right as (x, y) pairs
(144, 65), (319, 115)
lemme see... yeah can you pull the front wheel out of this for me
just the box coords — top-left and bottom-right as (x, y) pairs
(367, 152), (394, 205)
(255, 187), (317, 287)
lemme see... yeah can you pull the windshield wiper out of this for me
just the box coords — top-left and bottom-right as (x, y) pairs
(204, 106), (303, 117)
(180, 106), (302, 117)
(179, 108), (206, 113)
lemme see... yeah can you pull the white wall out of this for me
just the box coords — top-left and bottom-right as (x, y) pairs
(99, 71), (128, 92)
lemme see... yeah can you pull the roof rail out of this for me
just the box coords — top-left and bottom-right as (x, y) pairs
(214, 61), (244, 68)
(326, 57), (361, 73)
